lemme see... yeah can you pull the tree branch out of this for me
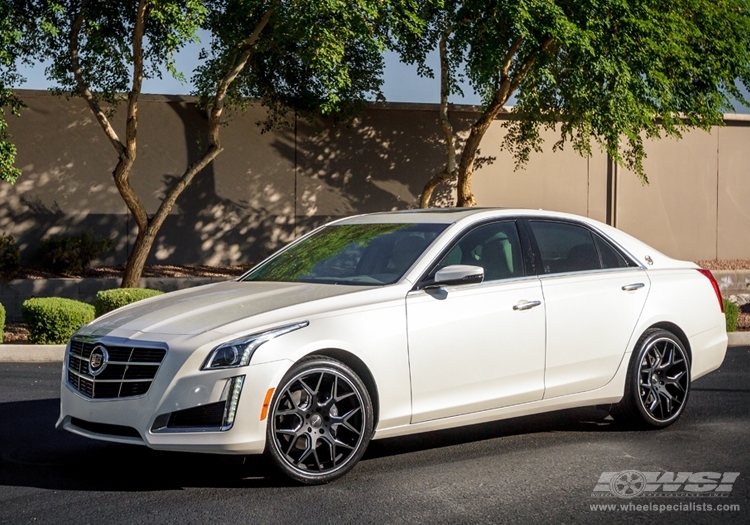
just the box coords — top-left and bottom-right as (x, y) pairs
(125, 0), (147, 160)
(439, 27), (456, 176)
(502, 36), (523, 77)
(150, 1), (277, 234)
(455, 36), (553, 207)
(509, 36), (553, 93)
(420, 26), (458, 208)
(68, 0), (126, 158)
(208, 1), (277, 148)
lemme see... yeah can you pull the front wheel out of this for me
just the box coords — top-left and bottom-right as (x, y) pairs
(266, 356), (374, 484)
(612, 329), (691, 428)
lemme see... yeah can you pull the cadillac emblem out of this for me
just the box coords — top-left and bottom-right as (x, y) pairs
(88, 345), (109, 376)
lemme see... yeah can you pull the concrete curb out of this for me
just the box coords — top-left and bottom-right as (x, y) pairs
(1, 334), (748, 362)
(0, 345), (66, 362)
(728, 332), (750, 347)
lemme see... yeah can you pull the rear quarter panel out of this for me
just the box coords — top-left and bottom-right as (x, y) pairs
(634, 268), (727, 380)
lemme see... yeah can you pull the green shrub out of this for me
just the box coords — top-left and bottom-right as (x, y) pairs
(0, 234), (21, 281)
(95, 288), (164, 317)
(724, 299), (739, 333)
(0, 302), (5, 344)
(36, 230), (113, 275)
(22, 297), (95, 344)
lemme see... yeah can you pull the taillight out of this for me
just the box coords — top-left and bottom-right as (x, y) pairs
(697, 269), (724, 313)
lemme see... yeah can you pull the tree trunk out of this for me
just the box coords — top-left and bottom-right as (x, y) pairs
(456, 91), (508, 207)
(115, 5), (275, 287)
(121, 225), (155, 288)
(452, 36), (551, 207)
(420, 170), (453, 208)
(419, 27), (456, 209)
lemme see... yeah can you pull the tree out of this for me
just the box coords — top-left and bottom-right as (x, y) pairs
(0, 2), (30, 184)
(9, 0), (402, 287)
(394, 0), (750, 208)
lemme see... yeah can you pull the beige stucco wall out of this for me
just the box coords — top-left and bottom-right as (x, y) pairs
(3, 90), (750, 265)
(615, 129), (720, 261)
(717, 124), (750, 260)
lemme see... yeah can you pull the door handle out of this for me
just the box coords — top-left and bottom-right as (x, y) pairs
(622, 283), (645, 291)
(513, 300), (542, 311)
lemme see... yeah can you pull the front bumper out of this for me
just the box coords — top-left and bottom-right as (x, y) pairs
(57, 337), (293, 455)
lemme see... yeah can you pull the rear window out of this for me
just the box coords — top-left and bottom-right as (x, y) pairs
(528, 221), (636, 274)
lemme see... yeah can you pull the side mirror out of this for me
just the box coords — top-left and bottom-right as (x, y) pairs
(431, 265), (484, 287)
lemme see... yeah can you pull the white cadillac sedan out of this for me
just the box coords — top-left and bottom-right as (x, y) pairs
(57, 208), (728, 484)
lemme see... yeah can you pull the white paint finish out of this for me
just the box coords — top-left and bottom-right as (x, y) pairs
(637, 269), (724, 338)
(406, 278), (545, 423)
(540, 269), (650, 398)
(57, 208), (729, 456)
(375, 346), (632, 440)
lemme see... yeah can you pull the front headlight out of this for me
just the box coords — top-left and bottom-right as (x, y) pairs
(201, 321), (309, 370)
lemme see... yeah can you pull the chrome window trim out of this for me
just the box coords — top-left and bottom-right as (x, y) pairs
(524, 218), (646, 274)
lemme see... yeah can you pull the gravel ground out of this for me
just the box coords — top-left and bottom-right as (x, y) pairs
(3, 323), (30, 344)
(696, 259), (750, 270)
(16, 264), (247, 279)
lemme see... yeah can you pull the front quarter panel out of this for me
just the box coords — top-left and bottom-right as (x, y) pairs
(251, 298), (412, 432)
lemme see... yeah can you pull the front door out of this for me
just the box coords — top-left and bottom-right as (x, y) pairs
(406, 220), (547, 424)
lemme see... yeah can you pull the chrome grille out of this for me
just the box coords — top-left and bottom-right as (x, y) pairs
(67, 339), (167, 399)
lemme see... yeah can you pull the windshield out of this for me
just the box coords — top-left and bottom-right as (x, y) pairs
(243, 223), (448, 285)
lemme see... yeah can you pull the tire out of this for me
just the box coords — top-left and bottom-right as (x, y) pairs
(266, 356), (374, 484)
(612, 328), (691, 429)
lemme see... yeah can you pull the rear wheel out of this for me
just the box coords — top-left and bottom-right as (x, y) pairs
(266, 357), (373, 484)
(612, 329), (691, 428)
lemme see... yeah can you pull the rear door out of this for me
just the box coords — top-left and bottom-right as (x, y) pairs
(525, 220), (650, 398)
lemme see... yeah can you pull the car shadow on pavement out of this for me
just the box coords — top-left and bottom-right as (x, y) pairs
(364, 405), (635, 461)
(0, 397), (644, 492)
(0, 398), (290, 491)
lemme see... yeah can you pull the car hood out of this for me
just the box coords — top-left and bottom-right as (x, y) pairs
(78, 280), (381, 337)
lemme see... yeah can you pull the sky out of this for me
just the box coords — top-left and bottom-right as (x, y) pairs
(14, 34), (484, 106)
(13, 33), (750, 112)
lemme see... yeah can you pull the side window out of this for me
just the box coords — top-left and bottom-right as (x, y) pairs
(431, 221), (525, 282)
(593, 233), (634, 269)
(528, 221), (600, 274)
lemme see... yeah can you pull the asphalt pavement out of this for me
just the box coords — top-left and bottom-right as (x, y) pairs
(1, 349), (748, 525)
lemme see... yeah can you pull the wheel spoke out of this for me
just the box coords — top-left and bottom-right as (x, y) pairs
(659, 390), (673, 415)
(296, 439), (314, 466)
(284, 435), (300, 456)
(333, 438), (354, 450)
(312, 448), (323, 471)
(331, 406), (362, 435)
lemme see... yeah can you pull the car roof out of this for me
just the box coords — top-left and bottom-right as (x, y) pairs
(334, 208), (598, 225)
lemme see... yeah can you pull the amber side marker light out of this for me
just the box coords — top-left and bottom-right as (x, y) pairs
(697, 269), (725, 313)
(260, 388), (275, 421)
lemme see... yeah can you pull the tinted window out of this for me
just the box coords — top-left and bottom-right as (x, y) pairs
(245, 223), (448, 285)
(593, 234), (633, 269)
(529, 221), (600, 274)
(431, 221), (524, 282)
